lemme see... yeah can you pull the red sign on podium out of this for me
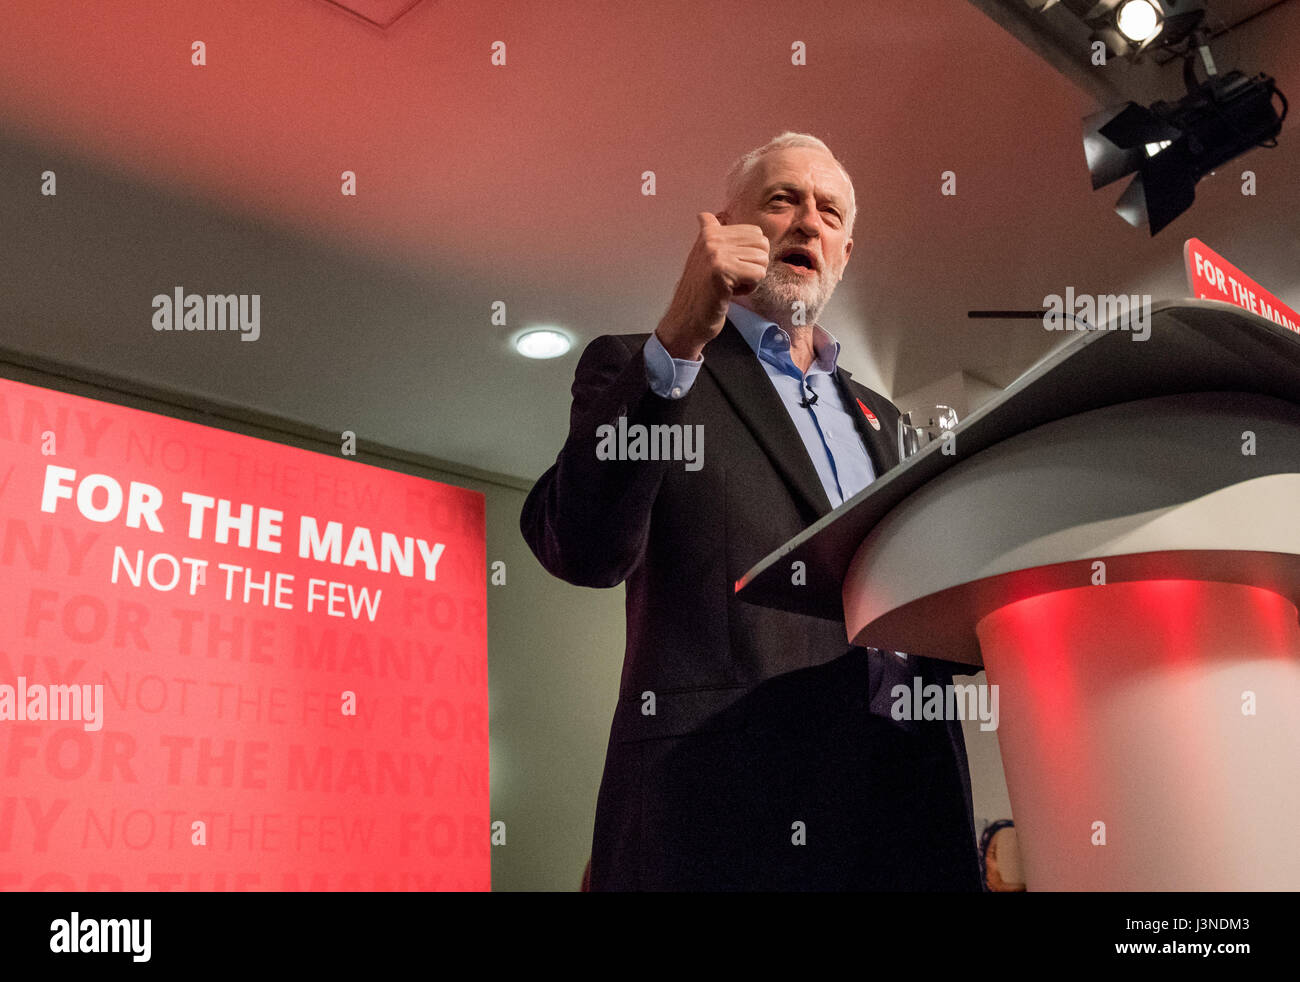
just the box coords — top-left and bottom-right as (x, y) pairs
(0, 378), (490, 891)
(1184, 238), (1300, 333)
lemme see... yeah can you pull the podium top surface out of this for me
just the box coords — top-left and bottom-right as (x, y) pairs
(734, 299), (1300, 621)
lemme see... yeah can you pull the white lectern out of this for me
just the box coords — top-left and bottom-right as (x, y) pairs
(736, 300), (1300, 891)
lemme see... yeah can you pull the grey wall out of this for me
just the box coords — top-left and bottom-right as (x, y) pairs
(482, 482), (625, 890)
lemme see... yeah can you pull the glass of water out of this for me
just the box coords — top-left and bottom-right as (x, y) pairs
(897, 405), (959, 460)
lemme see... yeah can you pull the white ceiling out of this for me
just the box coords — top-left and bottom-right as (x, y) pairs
(1, 0), (1296, 481)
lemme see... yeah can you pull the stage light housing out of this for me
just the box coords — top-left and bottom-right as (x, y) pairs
(1028, 0), (1207, 60)
(1115, 0), (1162, 42)
(1082, 70), (1287, 235)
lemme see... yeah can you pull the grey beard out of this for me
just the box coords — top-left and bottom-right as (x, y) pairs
(747, 263), (835, 326)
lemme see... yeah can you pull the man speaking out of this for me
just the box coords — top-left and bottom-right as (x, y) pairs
(521, 133), (981, 891)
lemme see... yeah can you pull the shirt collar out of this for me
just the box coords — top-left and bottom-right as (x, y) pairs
(727, 301), (842, 374)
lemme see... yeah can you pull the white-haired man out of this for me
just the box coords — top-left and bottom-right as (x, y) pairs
(522, 133), (981, 891)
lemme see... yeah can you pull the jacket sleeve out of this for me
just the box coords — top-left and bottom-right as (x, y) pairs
(519, 333), (692, 588)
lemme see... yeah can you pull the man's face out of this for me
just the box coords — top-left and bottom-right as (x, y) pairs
(720, 146), (854, 325)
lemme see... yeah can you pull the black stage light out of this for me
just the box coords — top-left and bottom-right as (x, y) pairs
(1082, 69), (1287, 235)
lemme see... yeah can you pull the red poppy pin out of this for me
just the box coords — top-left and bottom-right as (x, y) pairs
(856, 397), (881, 431)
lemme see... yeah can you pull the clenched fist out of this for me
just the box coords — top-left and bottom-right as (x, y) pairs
(654, 212), (770, 361)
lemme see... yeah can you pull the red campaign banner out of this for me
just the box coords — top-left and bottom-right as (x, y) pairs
(1184, 237), (1300, 333)
(0, 377), (489, 891)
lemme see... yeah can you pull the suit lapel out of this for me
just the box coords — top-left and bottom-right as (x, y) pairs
(703, 319), (833, 520)
(833, 369), (900, 476)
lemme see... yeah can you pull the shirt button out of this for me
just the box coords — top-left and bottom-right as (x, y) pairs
(670, 386), (682, 399)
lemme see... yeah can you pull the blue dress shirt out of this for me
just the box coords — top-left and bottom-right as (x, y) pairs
(644, 302), (876, 507)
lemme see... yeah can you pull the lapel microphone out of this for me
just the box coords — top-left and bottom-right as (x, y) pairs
(798, 386), (819, 409)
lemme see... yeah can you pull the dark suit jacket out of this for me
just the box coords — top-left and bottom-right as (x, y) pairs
(521, 318), (982, 891)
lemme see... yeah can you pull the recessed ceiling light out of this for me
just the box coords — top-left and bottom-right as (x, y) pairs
(515, 329), (572, 359)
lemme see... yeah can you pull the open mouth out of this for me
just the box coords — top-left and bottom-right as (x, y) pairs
(778, 251), (817, 273)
